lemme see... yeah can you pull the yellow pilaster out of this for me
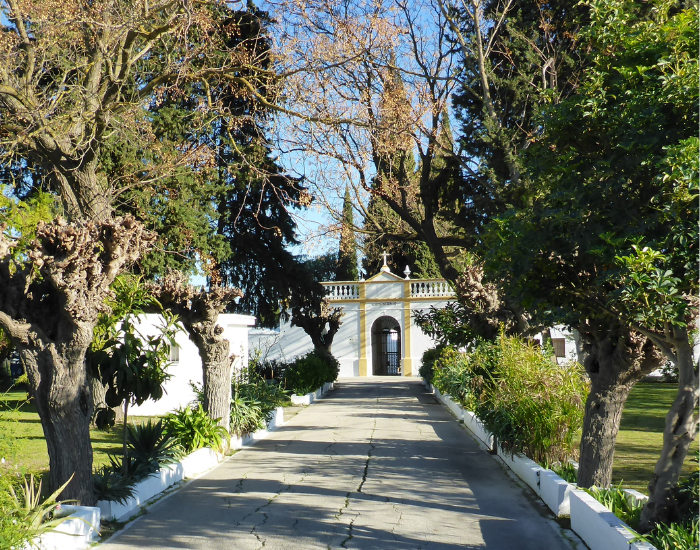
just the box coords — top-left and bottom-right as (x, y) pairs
(403, 281), (413, 377)
(358, 282), (368, 377)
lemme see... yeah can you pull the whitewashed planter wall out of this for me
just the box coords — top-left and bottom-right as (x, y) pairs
(231, 407), (285, 450)
(570, 490), (655, 550)
(462, 411), (495, 451)
(37, 505), (101, 550)
(540, 470), (573, 517)
(497, 447), (544, 496)
(290, 382), (334, 405)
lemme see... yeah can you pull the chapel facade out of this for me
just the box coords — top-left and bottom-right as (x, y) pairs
(250, 261), (455, 377)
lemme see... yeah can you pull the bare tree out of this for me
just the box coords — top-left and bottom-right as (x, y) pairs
(0, 216), (155, 504)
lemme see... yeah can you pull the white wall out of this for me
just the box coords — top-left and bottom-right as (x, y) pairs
(129, 313), (255, 416)
(249, 298), (450, 378)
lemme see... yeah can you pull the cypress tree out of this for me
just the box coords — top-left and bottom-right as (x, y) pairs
(336, 186), (359, 281)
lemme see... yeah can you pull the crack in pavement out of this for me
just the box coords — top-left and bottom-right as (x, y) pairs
(340, 515), (357, 549)
(357, 417), (377, 494)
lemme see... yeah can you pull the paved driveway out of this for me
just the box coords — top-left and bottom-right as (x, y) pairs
(100, 378), (582, 549)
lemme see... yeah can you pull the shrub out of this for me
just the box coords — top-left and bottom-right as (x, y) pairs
(674, 461), (699, 524)
(92, 466), (137, 505)
(0, 474), (32, 549)
(283, 349), (338, 395)
(126, 420), (182, 474)
(418, 346), (443, 385)
(635, 464), (699, 549)
(164, 404), (229, 453)
(1, 474), (76, 547)
(228, 365), (289, 437)
(483, 335), (587, 464)
(313, 349), (340, 383)
(430, 334), (588, 465)
(638, 519), (699, 550)
(230, 392), (266, 437)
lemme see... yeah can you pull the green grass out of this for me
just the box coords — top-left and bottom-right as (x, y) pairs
(0, 388), (151, 481)
(613, 382), (699, 493)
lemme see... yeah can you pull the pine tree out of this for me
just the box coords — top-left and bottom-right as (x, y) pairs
(336, 186), (359, 281)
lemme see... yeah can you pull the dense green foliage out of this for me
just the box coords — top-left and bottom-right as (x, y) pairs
(640, 520), (698, 550)
(126, 420), (182, 475)
(430, 335), (588, 464)
(283, 350), (339, 396)
(588, 466), (699, 549)
(164, 404), (229, 454)
(482, 0), (698, 334)
(585, 484), (643, 528)
(0, 475), (76, 548)
(418, 346), (444, 385)
(0, 475), (32, 549)
(229, 366), (289, 437)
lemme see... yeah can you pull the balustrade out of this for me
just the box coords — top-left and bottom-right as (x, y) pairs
(323, 283), (360, 300)
(410, 280), (455, 298)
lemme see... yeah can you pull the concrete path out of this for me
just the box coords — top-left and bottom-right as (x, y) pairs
(101, 378), (582, 550)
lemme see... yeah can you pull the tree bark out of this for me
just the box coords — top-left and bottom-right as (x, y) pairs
(639, 326), (699, 531)
(190, 327), (233, 433)
(19, 324), (96, 505)
(578, 370), (635, 487)
(576, 320), (662, 488)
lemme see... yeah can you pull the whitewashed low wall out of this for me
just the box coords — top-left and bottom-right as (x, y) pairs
(98, 461), (190, 522)
(231, 407), (285, 450)
(290, 382), (334, 405)
(570, 489), (655, 550)
(540, 470), (573, 517)
(423, 377), (657, 550)
(38, 505), (100, 550)
(462, 411), (495, 450)
(497, 447), (544, 496)
(439, 393), (463, 420)
(98, 405), (287, 523)
(624, 489), (649, 507)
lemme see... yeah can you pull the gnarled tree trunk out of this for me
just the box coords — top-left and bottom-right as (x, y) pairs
(639, 326), (699, 531)
(20, 331), (95, 504)
(190, 325), (233, 432)
(152, 274), (243, 434)
(0, 217), (154, 505)
(576, 320), (662, 488)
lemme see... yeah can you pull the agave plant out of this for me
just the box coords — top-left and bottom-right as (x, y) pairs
(127, 419), (183, 473)
(7, 474), (90, 542)
(92, 466), (137, 505)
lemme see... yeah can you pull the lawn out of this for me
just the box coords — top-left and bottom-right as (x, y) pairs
(0, 387), (150, 480)
(612, 381), (699, 493)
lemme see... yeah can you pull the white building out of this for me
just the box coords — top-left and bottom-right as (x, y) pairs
(251, 263), (455, 378)
(129, 313), (256, 416)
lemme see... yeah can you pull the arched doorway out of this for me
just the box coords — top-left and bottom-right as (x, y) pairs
(371, 316), (401, 376)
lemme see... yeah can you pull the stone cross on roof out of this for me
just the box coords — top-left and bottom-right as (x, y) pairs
(381, 251), (391, 272)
